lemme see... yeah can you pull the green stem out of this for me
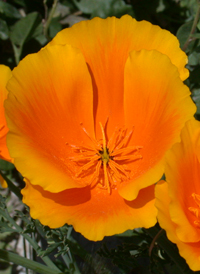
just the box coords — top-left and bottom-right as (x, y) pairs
(66, 227), (81, 274)
(1, 208), (61, 272)
(23, 237), (29, 274)
(182, 0), (200, 52)
(0, 249), (63, 274)
(43, 0), (48, 22)
(0, 170), (22, 200)
(148, 228), (164, 256)
(43, 0), (59, 40)
(58, 247), (70, 268)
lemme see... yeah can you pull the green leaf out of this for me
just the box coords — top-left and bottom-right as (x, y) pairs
(0, 170), (22, 199)
(0, 194), (6, 209)
(0, 1), (21, 19)
(0, 19), (9, 40)
(188, 50), (200, 66)
(49, 18), (62, 39)
(0, 249), (63, 274)
(12, 0), (26, 7)
(0, 159), (14, 171)
(30, 22), (47, 46)
(179, 0), (197, 10)
(176, 21), (193, 51)
(10, 11), (41, 46)
(54, 2), (70, 18)
(73, 0), (132, 18)
(0, 221), (16, 233)
(191, 33), (200, 39)
(10, 12), (42, 64)
(38, 242), (61, 257)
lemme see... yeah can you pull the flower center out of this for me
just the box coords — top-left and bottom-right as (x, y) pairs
(66, 122), (143, 194)
(99, 147), (110, 164)
(188, 193), (200, 228)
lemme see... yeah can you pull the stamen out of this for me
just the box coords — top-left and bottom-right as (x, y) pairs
(117, 126), (134, 149)
(107, 127), (121, 153)
(188, 193), (200, 228)
(192, 193), (200, 207)
(81, 126), (102, 151)
(68, 143), (97, 152)
(188, 207), (200, 218)
(194, 220), (200, 228)
(90, 160), (102, 187)
(75, 155), (100, 177)
(115, 128), (126, 149)
(66, 122), (143, 193)
(113, 154), (143, 161)
(111, 146), (142, 156)
(109, 160), (128, 181)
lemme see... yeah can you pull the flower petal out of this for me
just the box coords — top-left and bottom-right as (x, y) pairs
(5, 44), (94, 192)
(0, 174), (7, 188)
(0, 65), (12, 162)
(119, 49), (196, 201)
(156, 180), (200, 272)
(49, 15), (188, 136)
(155, 181), (178, 242)
(22, 181), (157, 241)
(166, 119), (200, 242)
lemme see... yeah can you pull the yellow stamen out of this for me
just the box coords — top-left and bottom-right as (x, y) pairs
(67, 122), (143, 194)
(189, 193), (200, 228)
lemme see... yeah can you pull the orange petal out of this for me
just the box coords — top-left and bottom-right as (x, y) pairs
(118, 49), (196, 201)
(5, 44), (94, 192)
(165, 119), (200, 242)
(155, 181), (179, 243)
(22, 181), (157, 241)
(49, 15), (188, 137)
(0, 65), (12, 162)
(156, 180), (200, 272)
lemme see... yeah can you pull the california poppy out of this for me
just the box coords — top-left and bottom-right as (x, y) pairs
(5, 16), (195, 240)
(156, 119), (200, 271)
(0, 65), (12, 162)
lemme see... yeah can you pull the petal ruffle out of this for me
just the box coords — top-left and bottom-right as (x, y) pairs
(49, 15), (189, 137)
(156, 181), (200, 272)
(5, 44), (94, 192)
(0, 65), (12, 162)
(119, 49), (196, 201)
(166, 119), (200, 242)
(22, 180), (157, 241)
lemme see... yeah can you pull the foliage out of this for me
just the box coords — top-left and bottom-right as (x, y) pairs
(1, 0), (200, 273)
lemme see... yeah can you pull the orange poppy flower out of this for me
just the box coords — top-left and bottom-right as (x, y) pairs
(0, 65), (12, 162)
(155, 119), (200, 271)
(5, 16), (195, 240)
